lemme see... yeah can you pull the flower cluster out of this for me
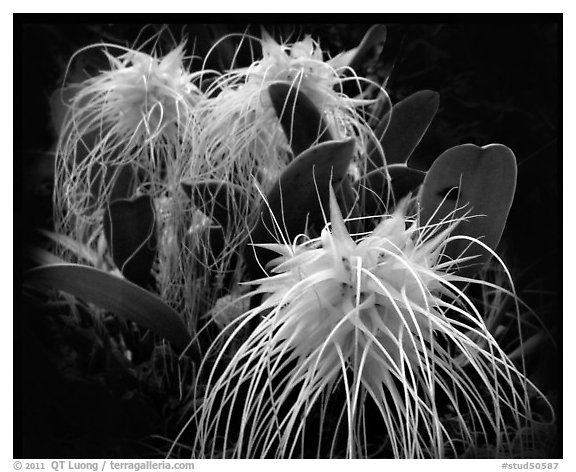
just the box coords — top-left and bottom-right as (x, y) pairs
(53, 29), (383, 320)
(49, 26), (553, 459)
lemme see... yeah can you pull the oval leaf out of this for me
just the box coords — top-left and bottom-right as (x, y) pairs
(24, 264), (194, 354)
(103, 195), (157, 288)
(109, 164), (137, 202)
(328, 25), (387, 72)
(362, 164), (426, 216)
(377, 24), (408, 83)
(245, 138), (356, 278)
(419, 144), (517, 277)
(268, 82), (333, 157)
(347, 24), (388, 73)
(367, 89), (392, 133)
(368, 90), (439, 171)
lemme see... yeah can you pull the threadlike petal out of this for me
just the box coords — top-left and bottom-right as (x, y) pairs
(190, 187), (551, 458)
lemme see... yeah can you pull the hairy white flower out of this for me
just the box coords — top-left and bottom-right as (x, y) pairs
(187, 187), (550, 458)
(196, 29), (381, 191)
(52, 40), (209, 325)
(54, 42), (204, 230)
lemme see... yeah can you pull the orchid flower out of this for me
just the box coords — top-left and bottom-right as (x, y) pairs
(186, 186), (551, 458)
(53, 42), (204, 234)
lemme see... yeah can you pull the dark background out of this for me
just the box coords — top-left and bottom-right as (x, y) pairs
(17, 17), (561, 458)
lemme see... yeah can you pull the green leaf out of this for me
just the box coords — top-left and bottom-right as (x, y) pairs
(337, 24), (388, 73)
(109, 164), (137, 202)
(24, 245), (66, 267)
(245, 138), (356, 278)
(368, 90), (440, 171)
(335, 176), (361, 233)
(39, 229), (103, 267)
(329, 25), (388, 99)
(419, 144), (517, 277)
(268, 82), (333, 157)
(103, 195), (157, 288)
(24, 264), (195, 354)
(367, 90), (392, 131)
(362, 164), (426, 216)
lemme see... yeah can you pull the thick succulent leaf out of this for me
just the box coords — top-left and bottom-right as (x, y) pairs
(245, 138), (356, 278)
(377, 24), (408, 83)
(349, 24), (388, 72)
(24, 245), (66, 266)
(368, 90), (440, 171)
(103, 195), (157, 288)
(419, 144), (517, 277)
(39, 229), (103, 267)
(109, 164), (137, 202)
(24, 264), (194, 354)
(268, 82), (333, 157)
(330, 24), (388, 72)
(367, 89), (393, 130)
(181, 181), (247, 260)
(366, 103), (392, 171)
(387, 165), (426, 201)
(362, 164), (426, 216)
